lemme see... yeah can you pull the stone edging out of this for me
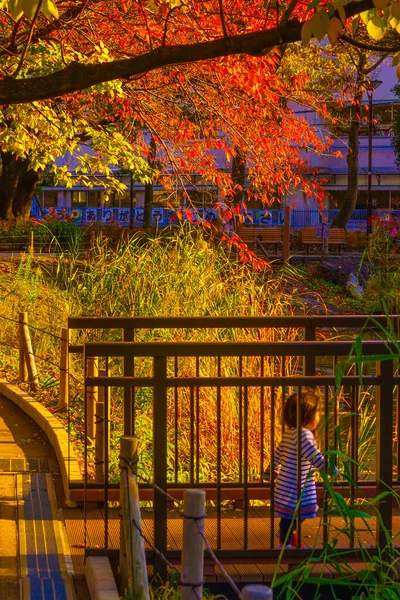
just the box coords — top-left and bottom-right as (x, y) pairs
(0, 379), (82, 503)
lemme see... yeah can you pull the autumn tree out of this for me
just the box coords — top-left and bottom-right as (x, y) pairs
(1, 0), (400, 223)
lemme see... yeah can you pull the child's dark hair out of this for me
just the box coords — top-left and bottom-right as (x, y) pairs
(283, 388), (320, 428)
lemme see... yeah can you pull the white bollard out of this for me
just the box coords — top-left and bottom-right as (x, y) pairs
(242, 584), (273, 600)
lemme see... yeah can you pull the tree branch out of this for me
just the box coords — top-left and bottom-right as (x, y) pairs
(340, 32), (400, 53)
(0, 0), (378, 105)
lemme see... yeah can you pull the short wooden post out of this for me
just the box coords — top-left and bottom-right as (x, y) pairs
(119, 436), (150, 600)
(18, 312), (28, 382)
(59, 327), (69, 409)
(283, 206), (290, 262)
(90, 229), (96, 250)
(242, 585), (273, 600)
(29, 230), (34, 257)
(86, 358), (98, 439)
(20, 312), (38, 391)
(181, 489), (206, 600)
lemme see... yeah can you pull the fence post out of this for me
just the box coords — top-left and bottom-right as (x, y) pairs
(119, 436), (150, 600)
(242, 585), (273, 600)
(283, 206), (290, 262)
(376, 358), (394, 548)
(18, 312), (28, 382)
(303, 319), (315, 376)
(153, 356), (168, 582)
(181, 489), (206, 600)
(86, 357), (98, 439)
(29, 231), (34, 257)
(95, 401), (105, 483)
(19, 312), (38, 391)
(59, 327), (69, 408)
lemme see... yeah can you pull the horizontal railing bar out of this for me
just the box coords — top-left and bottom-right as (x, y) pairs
(70, 481), (400, 491)
(84, 375), (384, 387)
(68, 314), (400, 329)
(82, 340), (399, 357)
(86, 547), (385, 565)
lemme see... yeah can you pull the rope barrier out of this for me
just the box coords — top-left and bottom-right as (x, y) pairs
(120, 455), (243, 600)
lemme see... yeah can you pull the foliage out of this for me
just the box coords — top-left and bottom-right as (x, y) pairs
(0, 0), (400, 107)
(2, 0), (400, 223)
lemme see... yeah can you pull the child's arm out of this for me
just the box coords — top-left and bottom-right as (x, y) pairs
(301, 429), (325, 469)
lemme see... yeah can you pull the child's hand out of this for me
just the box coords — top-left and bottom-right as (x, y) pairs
(263, 467), (271, 481)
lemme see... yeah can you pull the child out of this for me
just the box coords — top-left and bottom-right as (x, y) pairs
(266, 388), (335, 548)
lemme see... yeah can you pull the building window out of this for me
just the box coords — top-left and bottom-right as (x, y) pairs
(42, 191), (58, 207)
(87, 191), (102, 207)
(72, 191), (87, 206)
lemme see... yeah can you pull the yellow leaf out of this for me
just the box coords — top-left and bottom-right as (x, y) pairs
(8, 0), (23, 19)
(396, 64), (400, 80)
(373, 0), (389, 8)
(301, 19), (313, 46)
(367, 17), (387, 39)
(41, 0), (58, 19)
(391, 1), (400, 20)
(359, 10), (370, 23)
(311, 9), (330, 41)
(22, 0), (38, 19)
(327, 16), (343, 45)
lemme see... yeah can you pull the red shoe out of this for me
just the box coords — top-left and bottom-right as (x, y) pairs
(291, 532), (302, 548)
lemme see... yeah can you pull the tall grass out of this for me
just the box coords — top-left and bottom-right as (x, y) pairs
(0, 226), (304, 480)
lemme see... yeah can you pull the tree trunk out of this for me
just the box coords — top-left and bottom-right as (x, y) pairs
(13, 166), (39, 219)
(331, 54), (367, 229)
(143, 136), (156, 230)
(0, 151), (20, 220)
(143, 181), (153, 229)
(0, 151), (39, 221)
(331, 92), (362, 228)
(231, 147), (246, 205)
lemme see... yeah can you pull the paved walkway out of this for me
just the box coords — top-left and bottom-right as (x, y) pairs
(0, 394), (78, 600)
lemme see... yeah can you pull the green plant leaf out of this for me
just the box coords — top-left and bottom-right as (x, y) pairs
(311, 9), (330, 40)
(301, 19), (313, 46)
(392, 1), (400, 19)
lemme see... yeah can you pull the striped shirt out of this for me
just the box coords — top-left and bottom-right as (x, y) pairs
(273, 428), (325, 520)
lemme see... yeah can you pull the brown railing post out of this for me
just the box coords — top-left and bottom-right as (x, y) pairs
(153, 355), (168, 581)
(59, 327), (70, 408)
(376, 358), (394, 548)
(283, 206), (290, 262)
(86, 357), (98, 438)
(95, 368), (108, 483)
(304, 319), (315, 376)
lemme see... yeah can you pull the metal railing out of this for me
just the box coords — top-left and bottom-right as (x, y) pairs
(67, 316), (400, 579)
(29, 206), (400, 231)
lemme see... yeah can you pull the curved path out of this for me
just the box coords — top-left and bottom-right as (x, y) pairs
(0, 394), (81, 600)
